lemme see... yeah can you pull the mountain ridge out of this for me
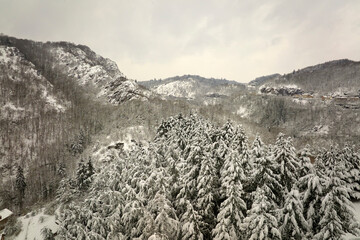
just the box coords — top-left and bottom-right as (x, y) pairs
(139, 74), (245, 100)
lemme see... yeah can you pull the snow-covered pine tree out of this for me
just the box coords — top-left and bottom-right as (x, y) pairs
(272, 134), (299, 196)
(297, 165), (326, 236)
(58, 155), (127, 239)
(57, 161), (67, 178)
(196, 149), (218, 238)
(56, 177), (78, 204)
(339, 145), (360, 200)
(280, 189), (309, 239)
(251, 135), (266, 165)
(76, 158), (90, 190)
(231, 125), (251, 173)
(314, 162), (359, 239)
(15, 165), (26, 206)
(241, 187), (281, 240)
(139, 193), (179, 239)
(297, 145), (314, 179)
(178, 134), (206, 202)
(121, 190), (145, 238)
(180, 199), (204, 240)
(317, 145), (339, 169)
(211, 120), (235, 171)
(213, 149), (247, 240)
(249, 149), (283, 207)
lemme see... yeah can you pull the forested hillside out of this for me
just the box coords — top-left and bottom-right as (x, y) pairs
(0, 35), (150, 210)
(56, 114), (360, 239)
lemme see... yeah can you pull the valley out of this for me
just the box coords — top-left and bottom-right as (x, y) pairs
(0, 35), (360, 239)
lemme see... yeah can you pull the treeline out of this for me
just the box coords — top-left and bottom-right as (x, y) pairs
(57, 114), (360, 239)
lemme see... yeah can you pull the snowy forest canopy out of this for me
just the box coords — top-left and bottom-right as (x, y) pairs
(56, 114), (360, 240)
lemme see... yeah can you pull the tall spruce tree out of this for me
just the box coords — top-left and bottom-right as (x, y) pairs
(250, 149), (283, 207)
(314, 163), (359, 239)
(15, 165), (26, 207)
(272, 134), (299, 198)
(241, 187), (281, 240)
(280, 189), (309, 239)
(213, 149), (247, 240)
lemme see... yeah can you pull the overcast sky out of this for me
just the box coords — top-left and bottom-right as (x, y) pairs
(1, 0), (360, 82)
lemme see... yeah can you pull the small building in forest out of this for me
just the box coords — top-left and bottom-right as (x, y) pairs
(0, 209), (13, 231)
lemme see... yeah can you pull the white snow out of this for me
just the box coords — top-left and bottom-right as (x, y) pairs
(2, 102), (25, 112)
(292, 98), (308, 105)
(41, 87), (66, 112)
(235, 106), (249, 118)
(0, 46), (12, 64)
(0, 208), (13, 219)
(45, 95), (66, 112)
(154, 78), (197, 99)
(14, 209), (58, 240)
(52, 47), (123, 86)
(282, 84), (299, 89)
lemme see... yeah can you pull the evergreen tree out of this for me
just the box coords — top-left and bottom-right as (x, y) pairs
(241, 188), (281, 240)
(57, 162), (67, 178)
(298, 166), (326, 236)
(250, 150), (283, 207)
(15, 165), (26, 207)
(297, 145), (313, 179)
(87, 157), (95, 179)
(251, 135), (266, 165)
(272, 134), (299, 196)
(280, 189), (309, 239)
(314, 164), (359, 239)
(180, 200), (204, 240)
(139, 193), (179, 239)
(196, 151), (218, 238)
(339, 145), (360, 200)
(76, 159), (89, 190)
(213, 149), (247, 239)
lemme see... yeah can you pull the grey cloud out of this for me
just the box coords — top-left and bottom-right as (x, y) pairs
(0, 0), (359, 81)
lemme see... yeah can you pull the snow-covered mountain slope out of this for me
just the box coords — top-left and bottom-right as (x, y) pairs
(0, 45), (66, 117)
(139, 74), (245, 100)
(1, 35), (152, 105)
(48, 42), (152, 104)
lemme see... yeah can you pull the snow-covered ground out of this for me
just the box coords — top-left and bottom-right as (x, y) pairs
(13, 208), (58, 240)
(235, 106), (250, 118)
(154, 78), (197, 99)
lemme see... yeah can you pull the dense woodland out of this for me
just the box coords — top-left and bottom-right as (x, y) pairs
(56, 114), (360, 240)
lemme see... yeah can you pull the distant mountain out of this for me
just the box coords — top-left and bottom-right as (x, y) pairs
(139, 74), (245, 100)
(248, 59), (360, 96)
(248, 73), (281, 86)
